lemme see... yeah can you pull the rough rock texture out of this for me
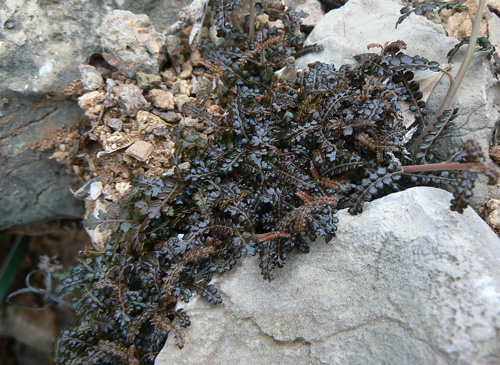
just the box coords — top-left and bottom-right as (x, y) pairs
(99, 10), (167, 78)
(295, 0), (324, 27)
(296, 0), (500, 207)
(79, 65), (104, 91)
(0, 93), (85, 230)
(157, 187), (500, 364)
(0, 0), (181, 94)
(113, 0), (184, 31)
(1, 0), (108, 94)
(295, 0), (456, 69)
(0, 0), (182, 230)
(116, 83), (151, 117)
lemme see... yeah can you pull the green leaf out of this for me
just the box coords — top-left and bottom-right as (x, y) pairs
(120, 222), (133, 233)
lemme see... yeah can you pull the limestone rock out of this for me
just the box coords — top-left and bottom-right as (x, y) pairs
(0, 1), (181, 230)
(174, 95), (195, 111)
(78, 90), (105, 118)
(0, 0), (181, 94)
(135, 111), (170, 131)
(0, 0), (109, 94)
(296, 0), (456, 68)
(116, 84), (150, 117)
(79, 65), (104, 91)
(173, 80), (192, 96)
(113, 0), (184, 31)
(136, 72), (162, 90)
(148, 89), (175, 109)
(296, 0), (500, 207)
(99, 10), (167, 78)
(89, 181), (104, 200)
(443, 0), (489, 39)
(157, 187), (500, 364)
(485, 197), (500, 232)
(295, 0), (324, 28)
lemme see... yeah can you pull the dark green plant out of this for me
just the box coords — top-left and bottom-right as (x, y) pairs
(53, 1), (498, 363)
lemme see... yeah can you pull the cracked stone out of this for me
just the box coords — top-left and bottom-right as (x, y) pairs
(157, 187), (500, 364)
(0, 94), (85, 230)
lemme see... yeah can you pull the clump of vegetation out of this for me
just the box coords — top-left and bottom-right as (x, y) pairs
(53, 0), (497, 363)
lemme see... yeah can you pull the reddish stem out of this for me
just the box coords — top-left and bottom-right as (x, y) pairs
(402, 162), (491, 173)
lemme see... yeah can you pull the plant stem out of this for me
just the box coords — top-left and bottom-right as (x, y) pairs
(402, 161), (491, 173)
(249, 0), (255, 43)
(410, 0), (486, 152)
(230, 13), (242, 32)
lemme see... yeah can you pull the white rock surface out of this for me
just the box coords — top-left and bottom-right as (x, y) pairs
(295, 0), (456, 68)
(99, 10), (167, 78)
(157, 187), (500, 364)
(296, 0), (500, 207)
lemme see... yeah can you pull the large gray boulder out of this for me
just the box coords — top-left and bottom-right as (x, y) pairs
(157, 187), (500, 364)
(0, 93), (86, 230)
(0, 1), (180, 229)
(296, 0), (500, 207)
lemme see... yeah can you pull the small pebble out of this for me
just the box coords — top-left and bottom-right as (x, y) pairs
(107, 118), (123, 131)
(90, 181), (103, 200)
(125, 141), (154, 162)
(148, 89), (175, 109)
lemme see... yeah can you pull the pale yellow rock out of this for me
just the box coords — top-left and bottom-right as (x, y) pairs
(115, 181), (132, 195)
(78, 90), (104, 111)
(174, 94), (195, 110)
(148, 89), (175, 109)
(486, 198), (500, 231)
(136, 110), (169, 128)
(180, 116), (204, 130)
(174, 79), (192, 96)
(443, 0), (489, 39)
(180, 69), (192, 79)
